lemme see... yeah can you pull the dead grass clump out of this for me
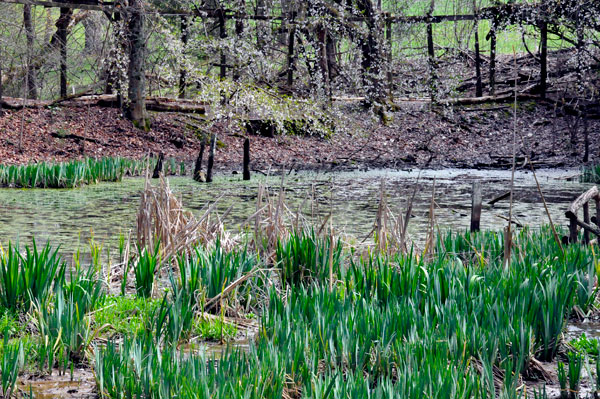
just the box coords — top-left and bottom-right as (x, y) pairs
(136, 175), (236, 262)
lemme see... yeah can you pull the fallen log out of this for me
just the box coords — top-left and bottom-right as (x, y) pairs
(0, 95), (208, 115)
(565, 186), (599, 220)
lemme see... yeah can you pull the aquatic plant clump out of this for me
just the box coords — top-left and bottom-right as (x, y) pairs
(94, 227), (597, 399)
(581, 164), (600, 183)
(0, 157), (151, 189)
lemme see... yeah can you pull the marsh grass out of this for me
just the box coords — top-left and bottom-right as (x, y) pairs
(276, 230), (343, 288)
(94, 226), (596, 399)
(581, 164), (600, 183)
(0, 331), (23, 399)
(0, 241), (65, 312)
(0, 158), (150, 189)
(133, 242), (161, 298)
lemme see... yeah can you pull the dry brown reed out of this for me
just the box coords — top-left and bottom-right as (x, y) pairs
(368, 179), (419, 256)
(137, 175), (237, 263)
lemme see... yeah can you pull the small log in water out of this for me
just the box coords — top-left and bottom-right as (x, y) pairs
(152, 152), (164, 178)
(470, 182), (482, 232)
(243, 138), (250, 181)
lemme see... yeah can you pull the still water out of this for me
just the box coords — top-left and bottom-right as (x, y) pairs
(0, 168), (591, 257)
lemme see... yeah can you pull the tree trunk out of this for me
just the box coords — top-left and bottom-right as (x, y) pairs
(488, 16), (497, 95)
(57, 8), (73, 98)
(426, 0), (437, 102)
(179, 15), (188, 98)
(540, 21), (548, 99)
(473, 1), (482, 98)
(317, 25), (329, 94)
(24, 5), (37, 100)
(82, 11), (102, 53)
(234, 0), (245, 81)
(256, 0), (267, 49)
(127, 0), (149, 129)
(357, 0), (386, 106)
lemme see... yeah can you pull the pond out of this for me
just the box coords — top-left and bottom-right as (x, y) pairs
(0, 167), (590, 257)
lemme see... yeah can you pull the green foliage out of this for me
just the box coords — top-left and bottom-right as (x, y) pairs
(558, 361), (568, 399)
(567, 351), (584, 398)
(193, 317), (237, 341)
(177, 241), (257, 303)
(581, 164), (600, 183)
(95, 228), (594, 399)
(276, 231), (343, 288)
(0, 241), (65, 312)
(570, 333), (599, 356)
(0, 331), (23, 398)
(0, 157), (152, 189)
(94, 296), (161, 336)
(134, 243), (161, 298)
(35, 263), (105, 371)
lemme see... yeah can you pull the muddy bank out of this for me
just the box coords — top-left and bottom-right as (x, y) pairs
(0, 100), (596, 172)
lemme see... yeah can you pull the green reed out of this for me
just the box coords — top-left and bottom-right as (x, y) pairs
(581, 164), (600, 183)
(0, 331), (23, 399)
(95, 227), (594, 399)
(134, 243), (161, 298)
(276, 230), (343, 288)
(0, 157), (152, 189)
(0, 240), (65, 311)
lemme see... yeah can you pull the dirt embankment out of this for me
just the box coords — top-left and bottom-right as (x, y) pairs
(0, 101), (596, 172)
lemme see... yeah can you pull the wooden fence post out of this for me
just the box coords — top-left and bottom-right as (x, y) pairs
(470, 182), (482, 232)
(243, 138), (250, 181)
(569, 215), (578, 243)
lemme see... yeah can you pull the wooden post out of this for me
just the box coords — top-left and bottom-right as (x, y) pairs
(583, 202), (591, 244)
(206, 134), (216, 183)
(219, 8), (227, 80)
(470, 182), (482, 232)
(193, 144), (205, 182)
(569, 215), (578, 243)
(152, 152), (164, 178)
(286, 13), (296, 88)
(179, 15), (188, 98)
(488, 17), (497, 96)
(243, 138), (250, 181)
(540, 21), (548, 99)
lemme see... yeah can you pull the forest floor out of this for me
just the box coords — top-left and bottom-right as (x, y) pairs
(0, 98), (596, 172)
